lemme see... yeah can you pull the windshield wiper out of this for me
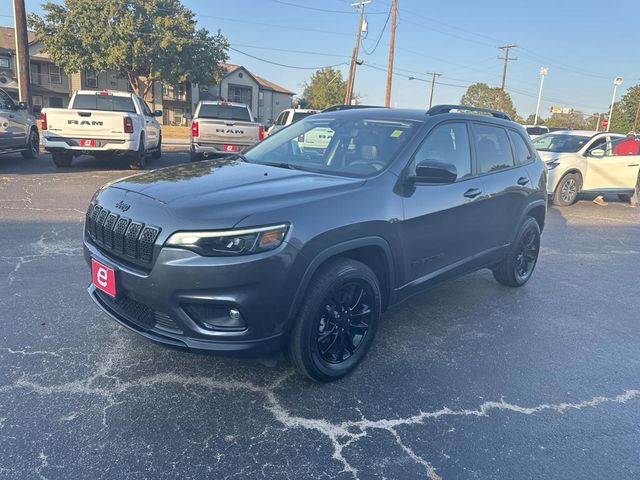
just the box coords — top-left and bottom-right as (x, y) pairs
(259, 161), (309, 171)
(230, 153), (249, 162)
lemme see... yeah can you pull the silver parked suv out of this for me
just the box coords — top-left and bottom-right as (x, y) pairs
(0, 87), (39, 160)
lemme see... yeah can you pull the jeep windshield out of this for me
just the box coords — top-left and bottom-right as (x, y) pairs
(532, 133), (590, 153)
(71, 94), (136, 113)
(244, 116), (420, 177)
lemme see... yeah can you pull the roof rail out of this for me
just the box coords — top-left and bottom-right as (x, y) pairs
(427, 104), (511, 121)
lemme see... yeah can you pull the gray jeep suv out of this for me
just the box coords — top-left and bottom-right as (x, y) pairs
(84, 105), (547, 382)
(0, 87), (39, 160)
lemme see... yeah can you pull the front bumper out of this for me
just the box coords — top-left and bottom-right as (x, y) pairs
(84, 238), (297, 356)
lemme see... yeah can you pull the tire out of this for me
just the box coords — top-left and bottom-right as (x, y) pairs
(129, 133), (146, 170)
(151, 135), (161, 159)
(21, 129), (39, 160)
(552, 173), (581, 206)
(51, 152), (72, 168)
(288, 257), (381, 382)
(493, 217), (541, 287)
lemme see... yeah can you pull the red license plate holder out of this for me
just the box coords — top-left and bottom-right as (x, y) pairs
(223, 144), (238, 152)
(91, 258), (117, 298)
(81, 139), (96, 147)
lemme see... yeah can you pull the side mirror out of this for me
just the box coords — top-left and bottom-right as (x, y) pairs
(410, 160), (457, 184)
(153, 110), (163, 117)
(18, 102), (29, 110)
(589, 148), (605, 158)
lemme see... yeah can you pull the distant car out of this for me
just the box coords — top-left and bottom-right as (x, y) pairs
(267, 108), (319, 137)
(532, 130), (640, 205)
(190, 101), (265, 161)
(522, 125), (549, 139)
(0, 87), (39, 160)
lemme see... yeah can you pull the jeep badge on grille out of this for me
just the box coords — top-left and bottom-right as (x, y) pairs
(115, 200), (131, 212)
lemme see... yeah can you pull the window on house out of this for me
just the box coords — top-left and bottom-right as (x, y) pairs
(85, 70), (98, 88)
(48, 64), (62, 84)
(227, 85), (252, 108)
(49, 96), (63, 108)
(259, 91), (264, 107)
(174, 108), (184, 125)
(32, 95), (43, 108)
(0, 57), (9, 69)
(30, 63), (41, 85)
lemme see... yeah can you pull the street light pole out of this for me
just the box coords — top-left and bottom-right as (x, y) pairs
(533, 67), (548, 126)
(607, 76), (624, 133)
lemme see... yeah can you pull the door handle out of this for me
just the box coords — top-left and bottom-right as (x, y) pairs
(627, 163), (639, 167)
(464, 188), (482, 199)
(517, 176), (530, 186)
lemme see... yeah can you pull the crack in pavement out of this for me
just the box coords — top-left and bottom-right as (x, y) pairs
(0, 225), (83, 286)
(1, 332), (640, 479)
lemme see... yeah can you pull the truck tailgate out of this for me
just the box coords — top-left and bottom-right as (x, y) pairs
(198, 120), (259, 146)
(44, 109), (128, 140)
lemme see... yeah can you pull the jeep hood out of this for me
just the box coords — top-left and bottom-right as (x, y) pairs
(107, 159), (365, 227)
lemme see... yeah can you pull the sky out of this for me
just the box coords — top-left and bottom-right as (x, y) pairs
(1, 0), (638, 118)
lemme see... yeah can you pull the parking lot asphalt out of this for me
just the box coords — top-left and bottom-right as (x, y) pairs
(1, 150), (639, 480)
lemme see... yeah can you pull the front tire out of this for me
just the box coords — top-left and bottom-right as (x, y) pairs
(493, 217), (541, 287)
(553, 173), (581, 206)
(288, 258), (381, 382)
(21, 129), (39, 160)
(129, 133), (146, 170)
(51, 152), (72, 168)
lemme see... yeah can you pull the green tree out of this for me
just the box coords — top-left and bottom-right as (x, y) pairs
(29, 0), (229, 97)
(460, 82), (519, 121)
(524, 114), (544, 125)
(609, 84), (640, 134)
(544, 111), (591, 130)
(301, 67), (350, 110)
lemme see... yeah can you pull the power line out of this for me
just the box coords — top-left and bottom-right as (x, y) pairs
(268, 0), (387, 14)
(361, 3), (392, 55)
(229, 47), (348, 70)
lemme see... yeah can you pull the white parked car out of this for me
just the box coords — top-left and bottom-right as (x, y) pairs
(533, 130), (640, 206)
(522, 125), (549, 139)
(41, 90), (162, 169)
(267, 108), (319, 136)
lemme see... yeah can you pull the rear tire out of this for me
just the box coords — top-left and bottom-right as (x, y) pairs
(552, 173), (581, 206)
(151, 135), (162, 159)
(288, 258), (381, 382)
(129, 133), (146, 170)
(493, 217), (541, 287)
(21, 129), (39, 160)
(51, 152), (72, 168)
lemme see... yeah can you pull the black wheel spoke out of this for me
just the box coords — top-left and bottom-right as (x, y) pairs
(315, 280), (374, 364)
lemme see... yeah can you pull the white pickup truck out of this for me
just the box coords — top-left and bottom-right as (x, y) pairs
(41, 90), (162, 169)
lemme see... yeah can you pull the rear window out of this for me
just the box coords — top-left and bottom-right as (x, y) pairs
(198, 104), (251, 121)
(72, 94), (136, 113)
(292, 111), (315, 123)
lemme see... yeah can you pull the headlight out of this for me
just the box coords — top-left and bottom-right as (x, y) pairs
(166, 224), (289, 256)
(546, 161), (560, 171)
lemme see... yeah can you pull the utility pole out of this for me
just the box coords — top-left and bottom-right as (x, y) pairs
(345, 0), (370, 105)
(12, 0), (32, 107)
(384, 0), (397, 107)
(497, 44), (517, 111)
(607, 76), (623, 133)
(427, 71), (441, 108)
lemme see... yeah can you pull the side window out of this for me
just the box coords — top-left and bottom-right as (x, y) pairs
(138, 97), (152, 116)
(472, 123), (515, 174)
(412, 122), (472, 180)
(275, 112), (285, 125)
(508, 130), (534, 164)
(610, 136), (640, 156)
(0, 89), (15, 109)
(586, 137), (607, 155)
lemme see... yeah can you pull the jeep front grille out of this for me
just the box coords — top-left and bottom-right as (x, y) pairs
(85, 203), (161, 265)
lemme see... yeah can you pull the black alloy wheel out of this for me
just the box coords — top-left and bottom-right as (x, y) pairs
(493, 216), (541, 287)
(316, 280), (373, 364)
(288, 257), (381, 382)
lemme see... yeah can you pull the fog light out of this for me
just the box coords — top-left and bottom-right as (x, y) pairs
(182, 303), (247, 331)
